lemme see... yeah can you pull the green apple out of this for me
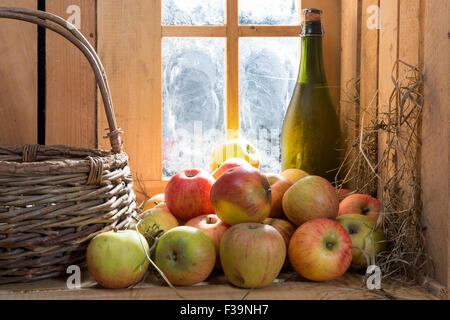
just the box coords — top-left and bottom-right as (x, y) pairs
(87, 229), (149, 289)
(154, 226), (216, 286)
(337, 214), (387, 268)
(185, 214), (230, 269)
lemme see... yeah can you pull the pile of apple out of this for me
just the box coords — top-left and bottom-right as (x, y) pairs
(86, 140), (387, 289)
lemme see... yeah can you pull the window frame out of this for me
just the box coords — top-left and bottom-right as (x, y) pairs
(160, 0), (301, 179)
(162, 0), (302, 141)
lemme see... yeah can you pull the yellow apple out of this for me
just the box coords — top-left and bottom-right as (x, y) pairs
(142, 193), (165, 212)
(282, 176), (339, 226)
(280, 168), (310, 184)
(209, 139), (260, 172)
(137, 206), (179, 236)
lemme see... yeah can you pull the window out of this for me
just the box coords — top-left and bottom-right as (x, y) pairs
(161, 0), (302, 177)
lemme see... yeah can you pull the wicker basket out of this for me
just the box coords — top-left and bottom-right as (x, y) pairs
(0, 7), (136, 284)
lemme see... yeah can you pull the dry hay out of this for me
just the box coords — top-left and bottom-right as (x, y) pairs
(337, 60), (428, 285)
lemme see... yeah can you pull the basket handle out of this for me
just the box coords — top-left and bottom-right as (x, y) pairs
(0, 7), (123, 154)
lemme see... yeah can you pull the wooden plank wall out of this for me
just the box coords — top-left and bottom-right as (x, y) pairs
(97, 0), (164, 197)
(46, 0), (97, 148)
(0, 0), (37, 145)
(340, 0), (449, 296)
(340, 0), (360, 149)
(0, 0), (96, 147)
(421, 0), (449, 297)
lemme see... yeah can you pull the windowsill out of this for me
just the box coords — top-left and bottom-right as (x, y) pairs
(0, 270), (437, 300)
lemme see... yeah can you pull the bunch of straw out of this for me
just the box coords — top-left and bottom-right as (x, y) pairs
(337, 60), (428, 284)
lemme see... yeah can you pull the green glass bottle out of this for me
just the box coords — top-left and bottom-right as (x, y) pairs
(281, 8), (341, 183)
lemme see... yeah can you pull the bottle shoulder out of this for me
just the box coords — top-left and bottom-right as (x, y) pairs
(287, 82), (336, 110)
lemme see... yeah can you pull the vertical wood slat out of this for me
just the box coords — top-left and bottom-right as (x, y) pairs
(377, 0), (399, 197)
(300, 0), (342, 113)
(421, 0), (450, 294)
(97, 0), (162, 197)
(359, 0), (379, 127)
(339, 0), (361, 190)
(396, 0), (422, 230)
(226, 0), (239, 139)
(45, 0), (97, 148)
(0, 0), (37, 145)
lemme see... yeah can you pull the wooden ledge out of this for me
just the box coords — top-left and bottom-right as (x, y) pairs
(0, 271), (437, 300)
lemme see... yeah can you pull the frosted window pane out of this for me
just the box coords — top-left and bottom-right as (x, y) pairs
(162, 38), (226, 178)
(239, 37), (299, 174)
(162, 0), (225, 26)
(239, 0), (299, 25)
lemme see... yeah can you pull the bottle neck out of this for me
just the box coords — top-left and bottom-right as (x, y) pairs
(297, 35), (327, 84)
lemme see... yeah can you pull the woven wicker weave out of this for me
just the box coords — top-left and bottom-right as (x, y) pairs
(0, 7), (136, 284)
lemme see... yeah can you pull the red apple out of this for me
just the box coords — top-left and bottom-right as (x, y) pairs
(265, 174), (293, 218)
(154, 226), (216, 286)
(262, 218), (296, 249)
(263, 218), (296, 268)
(165, 169), (215, 221)
(338, 194), (381, 223)
(335, 188), (353, 200)
(288, 218), (353, 282)
(212, 157), (252, 180)
(220, 223), (286, 288)
(282, 175), (339, 226)
(87, 230), (149, 289)
(185, 214), (230, 269)
(280, 168), (310, 184)
(210, 166), (272, 225)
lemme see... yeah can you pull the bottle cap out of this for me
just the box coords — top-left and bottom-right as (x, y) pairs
(300, 8), (324, 37)
(301, 8), (322, 23)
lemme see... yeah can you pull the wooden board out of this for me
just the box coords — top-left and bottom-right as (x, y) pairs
(97, 0), (163, 188)
(421, 0), (450, 296)
(0, 271), (436, 300)
(396, 0), (422, 226)
(226, 0), (239, 139)
(359, 0), (379, 131)
(45, 0), (97, 148)
(377, 0), (399, 197)
(339, 0), (361, 189)
(0, 0), (37, 145)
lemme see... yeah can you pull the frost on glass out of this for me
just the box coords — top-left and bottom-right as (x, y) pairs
(162, 38), (226, 178)
(239, 0), (298, 25)
(239, 37), (299, 173)
(162, 0), (225, 26)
